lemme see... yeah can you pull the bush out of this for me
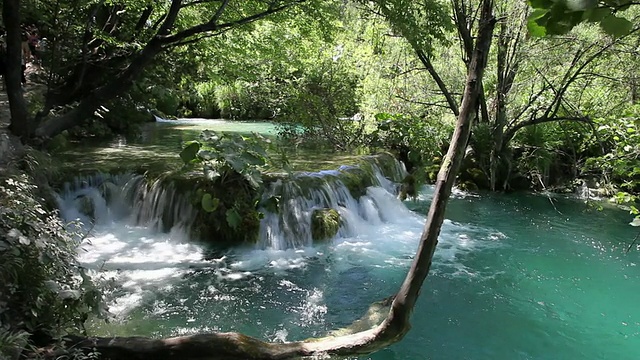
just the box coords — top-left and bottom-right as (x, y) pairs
(369, 112), (452, 182)
(277, 59), (363, 150)
(0, 175), (107, 355)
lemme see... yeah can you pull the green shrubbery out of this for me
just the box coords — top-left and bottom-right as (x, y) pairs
(0, 175), (107, 356)
(179, 130), (277, 244)
(370, 112), (453, 186)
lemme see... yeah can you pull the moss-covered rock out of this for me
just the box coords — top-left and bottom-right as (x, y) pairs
(457, 180), (479, 192)
(311, 208), (341, 242)
(399, 174), (417, 201)
(75, 195), (95, 219)
(339, 167), (375, 199)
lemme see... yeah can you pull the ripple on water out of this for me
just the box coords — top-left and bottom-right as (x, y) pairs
(75, 185), (640, 360)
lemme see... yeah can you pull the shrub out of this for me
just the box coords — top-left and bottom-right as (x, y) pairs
(0, 175), (107, 355)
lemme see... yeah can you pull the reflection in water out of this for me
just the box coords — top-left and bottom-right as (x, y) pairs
(59, 118), (369, 174)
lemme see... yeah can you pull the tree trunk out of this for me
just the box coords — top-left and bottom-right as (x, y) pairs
(3, 0), (33, 139)
(37, 1), (496, 359)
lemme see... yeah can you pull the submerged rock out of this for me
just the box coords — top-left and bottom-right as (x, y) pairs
(74, 195), (95, 219)
(311, 208), (341, 242)
(399, 174), (417, 201)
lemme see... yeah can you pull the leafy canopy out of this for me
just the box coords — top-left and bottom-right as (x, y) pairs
(528, 0), (634, 37)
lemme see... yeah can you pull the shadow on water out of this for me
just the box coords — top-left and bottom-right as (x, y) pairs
(58, 119), (369, 174)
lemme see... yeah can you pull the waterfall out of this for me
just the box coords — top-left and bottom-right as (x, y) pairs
(56, 172), (197, 235)
(56, 153), (410, 250)
(259, 155), (410, 250)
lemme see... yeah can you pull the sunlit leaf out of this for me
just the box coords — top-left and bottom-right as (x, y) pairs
(201, 193), (220, 213)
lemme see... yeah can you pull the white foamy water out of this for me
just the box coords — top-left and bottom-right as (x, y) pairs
(56, 165), (504, 332)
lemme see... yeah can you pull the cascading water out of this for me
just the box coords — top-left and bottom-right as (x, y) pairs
(56, 172), (196, 234)
(52, 153), (640, 360)
(259, 158), (408, 250)
(54, 154), (441, 320)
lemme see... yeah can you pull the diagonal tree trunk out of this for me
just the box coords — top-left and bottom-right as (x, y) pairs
(38, 1), (496, 359)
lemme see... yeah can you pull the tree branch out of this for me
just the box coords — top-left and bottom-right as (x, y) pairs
(504, 116), (592, 144)
(158, 0), (304, 46)
(415, 49), (460, 116)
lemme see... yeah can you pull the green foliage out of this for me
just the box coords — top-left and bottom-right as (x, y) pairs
(361, 0), (453, 55)
(370, 112), (453, 182)
(180, 131), (272, 242)
(201, 193), (220, 213)
(584, 108), (640, 192)
(528, 0), (634, 37)
(278, 58), (364, 150)
(180, 130), (270, 189)
(0, 175), (107, 349)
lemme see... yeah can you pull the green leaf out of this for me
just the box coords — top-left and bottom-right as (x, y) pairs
(600, 15), (632, 38)
(529, 9), (548, 21)
(243, 169), (263, 189)
(529, 0), (554, 8)
(630, 217), (640, 227)
(198, 150), (217, 161)
(224, 154), (248, 173)
(240, 152), (266, 166)
(584, 7), (611, 22)
(201, 193), (220, 213)
(528, 18), (548, 37)
(180, 141), (201, 164)
(226, 208), (242, 229)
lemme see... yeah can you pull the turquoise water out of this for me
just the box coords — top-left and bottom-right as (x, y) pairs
(74, 183), (640, 359)
(59, 118), (640, 359)
(59, 118), (365, 173)
(399, 192), (640, 360)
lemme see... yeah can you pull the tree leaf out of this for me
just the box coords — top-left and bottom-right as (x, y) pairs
(180, 141), (201, 164)
(529, 0), (554, 8)
(529, 8), (548, 21)
(584, 7), (611, 22)
(201, 193), (220, 213)
(226, 208), (242, 229)
(600, 15), (632, 38)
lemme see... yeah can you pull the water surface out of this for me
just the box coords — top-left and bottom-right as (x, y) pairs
(64, 183), (640, 359)
(59, 118), (366, 174)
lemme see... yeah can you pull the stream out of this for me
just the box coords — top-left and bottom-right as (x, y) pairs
(57, 119), (640, 360)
